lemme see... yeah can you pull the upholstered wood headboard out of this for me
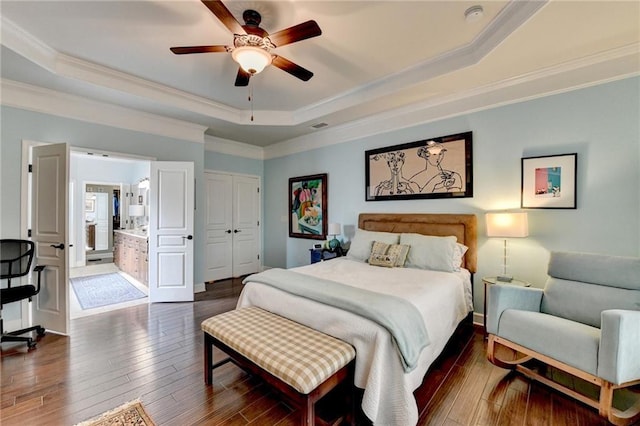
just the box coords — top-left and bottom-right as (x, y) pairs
(358, 213), (478, 273)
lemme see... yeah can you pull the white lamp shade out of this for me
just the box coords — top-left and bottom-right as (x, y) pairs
(231, 46), (272, 74)
(486, 212), (528, 238)
(129, 204), (145, 217)
(328, 223), (341, 236)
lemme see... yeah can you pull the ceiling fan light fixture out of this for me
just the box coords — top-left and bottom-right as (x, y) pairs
(232, 46), (272, 75)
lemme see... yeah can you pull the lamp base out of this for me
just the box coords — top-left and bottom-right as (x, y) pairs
(497, 275), (513, 283)
(328, 238), (340, 250)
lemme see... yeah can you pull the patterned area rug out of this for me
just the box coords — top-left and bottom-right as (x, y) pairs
(71, 273), (146, 310)
(75, 400), (155, 426)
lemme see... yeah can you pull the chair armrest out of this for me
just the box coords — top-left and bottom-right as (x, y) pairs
(598, 309), (640, 384)
(33, 264), (46, 293)
(486, 284), (543, 335)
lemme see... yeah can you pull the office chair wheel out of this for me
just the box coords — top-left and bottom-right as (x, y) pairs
(27, 339), (37, 350)
(36, 327), (46, 337)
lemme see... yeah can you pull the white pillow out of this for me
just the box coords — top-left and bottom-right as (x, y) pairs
(346, 229), (400, 262)
(452, 243), (469, 272)
(400, 233), (458, 272)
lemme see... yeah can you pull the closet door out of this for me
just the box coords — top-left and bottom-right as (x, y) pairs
(232, 175), (260, 277)
(205, 172), (260, 281)
(204, 172), (233, 282)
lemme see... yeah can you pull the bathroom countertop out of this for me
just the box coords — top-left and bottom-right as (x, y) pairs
(115, 229), (148, 238)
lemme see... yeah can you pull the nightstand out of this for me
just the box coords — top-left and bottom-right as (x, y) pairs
(309, 247), (345, 264)
(483, 276), (531, 336)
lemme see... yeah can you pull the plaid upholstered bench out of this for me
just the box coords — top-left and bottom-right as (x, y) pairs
(202, 307), (356, 426)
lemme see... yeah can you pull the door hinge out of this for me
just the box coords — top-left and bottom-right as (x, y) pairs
(257, 187), (260, 193)
(28, 229), (32, 237)
(257, 254), (260, 260)
(28, 164), (33, 173)
(257, 220), (260, 226)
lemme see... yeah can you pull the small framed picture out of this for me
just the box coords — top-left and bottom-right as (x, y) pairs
(521, 153), (577, 209)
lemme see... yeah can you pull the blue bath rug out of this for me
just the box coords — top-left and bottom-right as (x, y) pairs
(71, 273), (146, 310)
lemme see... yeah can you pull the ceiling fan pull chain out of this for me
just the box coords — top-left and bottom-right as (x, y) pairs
(249, 83), (254, 122)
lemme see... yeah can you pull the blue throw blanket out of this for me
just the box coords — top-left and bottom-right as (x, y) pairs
(242, 268), (430, 372)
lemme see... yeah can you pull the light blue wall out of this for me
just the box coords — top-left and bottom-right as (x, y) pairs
(205, 150), (263, 178)
(263, 77), (640, 311)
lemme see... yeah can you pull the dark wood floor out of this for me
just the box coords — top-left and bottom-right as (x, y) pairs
(1, 278), (618, 425)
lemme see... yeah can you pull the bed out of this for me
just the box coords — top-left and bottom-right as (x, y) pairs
(237, 213), (477, 425)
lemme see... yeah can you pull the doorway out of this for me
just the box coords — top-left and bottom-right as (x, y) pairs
(21, 140), (195, 334)
(69, 152), (151, 318)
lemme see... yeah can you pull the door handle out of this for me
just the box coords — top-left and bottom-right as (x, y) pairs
(233, 229), (241, 233)
(182, 235), (193, 240)
(50, 243), (65, 250)
(225, 229), (232, 234)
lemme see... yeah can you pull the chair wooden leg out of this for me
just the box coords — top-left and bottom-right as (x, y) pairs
(487, 334), (532, 369)
(603, 381), (640, 426)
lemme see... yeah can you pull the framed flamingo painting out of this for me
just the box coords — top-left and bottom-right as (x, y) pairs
(365, 132), (473, 201)
(289, 173), (328, 239)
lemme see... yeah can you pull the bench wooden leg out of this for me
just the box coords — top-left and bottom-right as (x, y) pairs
(204, 332), (213, 385)
(302, 397), (314, 426)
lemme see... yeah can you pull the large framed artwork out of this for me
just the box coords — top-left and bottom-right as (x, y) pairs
(521, 153), (577, 209)
(289, 173), (327, 239)
(365, 131), (473, 201)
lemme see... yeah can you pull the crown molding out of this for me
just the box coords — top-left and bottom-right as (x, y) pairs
(1, 79), (207, 144)
(204, 134), (264, 160)
(1, 2), (546, 127)
(264, 43), (640, 159)
(292, 0), (548, 123)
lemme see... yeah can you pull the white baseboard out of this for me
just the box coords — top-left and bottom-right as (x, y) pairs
(195, 282), (205, 293)
(472, 312), (484, 327)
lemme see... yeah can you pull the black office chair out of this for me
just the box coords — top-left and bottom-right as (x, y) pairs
(1, 239), (46, 349)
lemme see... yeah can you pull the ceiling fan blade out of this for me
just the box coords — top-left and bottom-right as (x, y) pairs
(272, 55), (313, 81)
(234, 68), (251, 86)
(170, 45), (228, 55)
(268, 20), (321, 47)
(201, 0), (246, 35)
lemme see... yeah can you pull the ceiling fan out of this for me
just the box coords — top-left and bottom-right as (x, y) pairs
(170, 0), (322, 87)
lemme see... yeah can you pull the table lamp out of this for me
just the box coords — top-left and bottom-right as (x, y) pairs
(486, 212), (528, 282)
(327, 223), (341, 250)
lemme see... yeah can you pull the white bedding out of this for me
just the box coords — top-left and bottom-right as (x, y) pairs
(237, 258), (473, 426)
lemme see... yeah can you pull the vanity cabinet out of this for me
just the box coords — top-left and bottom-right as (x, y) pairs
(114, 231), (148, 286)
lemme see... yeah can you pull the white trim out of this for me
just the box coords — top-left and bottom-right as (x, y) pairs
(473, 312), (484, 327)
(204, 135), (264, 160)
(195, 282), (205, 293)
(264, 45), (640, 159)
(1, 3), (546, 127)
(1, 79), (207, 144)
(71, 147), (156, 162)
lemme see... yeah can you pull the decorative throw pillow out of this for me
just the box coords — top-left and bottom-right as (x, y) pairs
(368, 241), (411, 267)
(368, 252), (397, 267)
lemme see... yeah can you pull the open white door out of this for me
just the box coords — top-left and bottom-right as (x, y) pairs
(31, 143), (69, 335)
(148, 161), (194, 302)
